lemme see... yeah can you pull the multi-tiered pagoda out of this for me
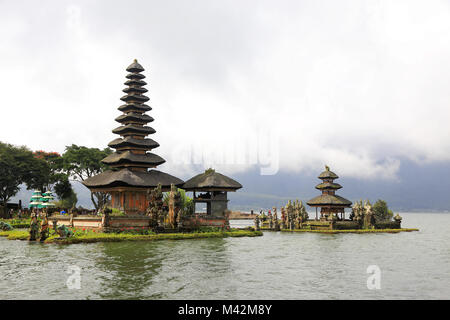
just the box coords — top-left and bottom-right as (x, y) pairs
(83, 60), (183, 215)
(306, 166), (352, 220)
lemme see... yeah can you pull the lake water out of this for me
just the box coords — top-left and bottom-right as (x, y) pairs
(0, 213), (449, 299)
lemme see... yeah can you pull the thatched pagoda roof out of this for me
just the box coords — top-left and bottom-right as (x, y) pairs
(124, 79), (147, 86)
(182, 168), (242, 191)
(83, 59), (183, 192)
(318, 166), (339, 179)
(122, 86), (148, 94)
(112, 124), (155, 135)
(82, 168), (184, 190)
(315, 182), (342, 190)
(118, 103), (152, 113)
(126, 59), (145, 73)
(102, 151), (165, 166)
(108, 137), (159, 150)
(115, 113), (154, 124)
(120, 94), (150, 103)
(306, 194), (352, 207)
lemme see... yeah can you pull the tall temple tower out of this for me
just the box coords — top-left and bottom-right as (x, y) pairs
(306, 166), (352, 220)
(83, 59), (183, 215)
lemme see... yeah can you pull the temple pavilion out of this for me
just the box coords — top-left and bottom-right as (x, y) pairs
(306, 166), (352, 220)
(83, 60), (183, 215)
(182, 168), (242, 217)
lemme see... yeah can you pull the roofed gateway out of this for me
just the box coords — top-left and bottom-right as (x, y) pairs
(83, 60), (183, 215)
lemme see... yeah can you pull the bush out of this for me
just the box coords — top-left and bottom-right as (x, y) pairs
(373, 200), (394, 222)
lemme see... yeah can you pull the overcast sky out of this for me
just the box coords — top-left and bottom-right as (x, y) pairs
(1, 0), (450, 181)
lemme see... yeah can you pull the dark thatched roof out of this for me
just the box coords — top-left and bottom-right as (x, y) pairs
(122, 86), (148, 94)
(306, 194), (352, 207)
(182, 169), (242, 191)
(124, 79), (147, 86)
(315, 182), (342, 190)
(82, 168), (184, 189)
(118, 103), (152, 113)
(126, 73), (145, 80)
(318, 166), (339, 179)
(108, 137), (159, 150)
(115, 113), (154, 124)
(102, 151), (165, 166)
(126, 60), (145, 73)
(112, 124), (155, 136)
(120, 94), (149, 103)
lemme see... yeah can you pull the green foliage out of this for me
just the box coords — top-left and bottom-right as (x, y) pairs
(110, 208), (126, 216)
(53, 176), (73, 200)
(372, 199), (394, 222)
(62, 144), (112, 180)
(53, 189), (78, 209)
(0, 142), (49, 217)
(62, 144), (112, 210)
(163, 188), (194, 215)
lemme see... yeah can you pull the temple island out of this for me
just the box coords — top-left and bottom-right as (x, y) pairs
(255, 166), (417, 233)
(38, 60), (252, 238)
(0, 60), (418, 243)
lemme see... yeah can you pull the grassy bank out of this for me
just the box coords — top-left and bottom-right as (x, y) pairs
(0, 229), (263, 244)
(0, 230), (30, 240)
(280, 228), (419, 234)
(0, 218), (31, 229)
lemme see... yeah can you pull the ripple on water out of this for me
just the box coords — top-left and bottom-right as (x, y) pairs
(1, 213), (449, 299)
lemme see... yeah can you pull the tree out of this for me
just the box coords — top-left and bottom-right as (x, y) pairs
(31, 150), (70, 193)
(0, 142), (49, 217)
(62, 144), (113, 210)
(53, 176), (74, 200)
(372, 199), (394, 222)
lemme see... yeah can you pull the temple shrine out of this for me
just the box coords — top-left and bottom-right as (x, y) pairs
(183, 168), (242, 216)
(182, 168), (242, 227)
(83, 60), (183, 215)
(306, 165), (352, 220)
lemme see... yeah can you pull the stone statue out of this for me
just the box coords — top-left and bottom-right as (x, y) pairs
(147, 183), (164, 227)
(272, 207), (280, 231)
(168, 184), (182, 228)
(363, 200), (375, 229)
(254, 215), (260, 231)
(0, 221), (12, 231)
(351, 200), (364, 223)
(29, 213), (40, 241)
(280, 207), (286, 229)
(56, 225), (74, 238)
(39, 213), (49, 242)
(268, 210), (273, 229)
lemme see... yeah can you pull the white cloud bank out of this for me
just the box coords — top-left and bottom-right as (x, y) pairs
(1, 0), (449, 180)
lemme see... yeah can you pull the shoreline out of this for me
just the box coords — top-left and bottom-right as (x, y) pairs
(0, 229), (263, 244)
(260, 227), (419, 234)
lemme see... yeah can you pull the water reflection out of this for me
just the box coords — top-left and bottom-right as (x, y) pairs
(94, 241), (164, 299)
(0, 213), (449, 299)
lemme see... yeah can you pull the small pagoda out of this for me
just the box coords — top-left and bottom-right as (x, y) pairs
(83, 59), (183, 215)
(182, 168), (242, 217)
(306, 165), (352, 220)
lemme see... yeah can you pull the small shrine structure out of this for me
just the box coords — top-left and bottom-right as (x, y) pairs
(83, 60), (183, 215)
(306, 165), (352, 220)
(181, 168), (242, 227)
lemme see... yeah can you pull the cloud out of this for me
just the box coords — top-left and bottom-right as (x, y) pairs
(1, 0), (449, 181)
